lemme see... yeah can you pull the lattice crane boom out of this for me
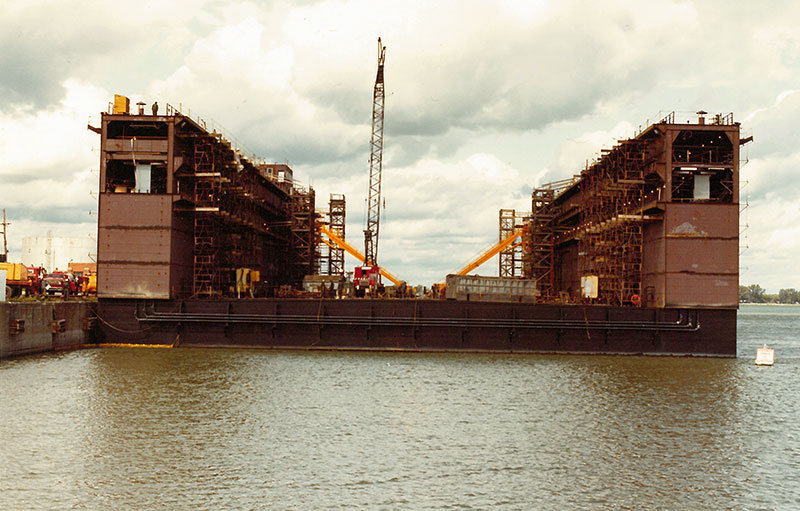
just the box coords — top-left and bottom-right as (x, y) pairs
(363, 37), (386, 266)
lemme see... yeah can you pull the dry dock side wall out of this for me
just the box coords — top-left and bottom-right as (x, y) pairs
(0, 302), (95, 359)
(96, 298), (737, 356)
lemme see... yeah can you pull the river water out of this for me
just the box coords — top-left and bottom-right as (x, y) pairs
(1, 304), (798, 510)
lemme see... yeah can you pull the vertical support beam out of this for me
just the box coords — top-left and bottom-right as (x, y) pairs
(1, 209), (8, 262)
(167, 119), (175, 194)
(99, 114), (108, 193)
(665, 128), (676, 202)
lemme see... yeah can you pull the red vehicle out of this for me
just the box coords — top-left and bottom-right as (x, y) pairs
(1, 263), (45, 297)
(353, 265), (382, 297)
(42, 272), (72, 298)
(26, 266), (45, 295)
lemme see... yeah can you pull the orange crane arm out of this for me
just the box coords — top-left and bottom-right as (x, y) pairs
(453, 226), (528, 277)
(318, 224), (403, 287)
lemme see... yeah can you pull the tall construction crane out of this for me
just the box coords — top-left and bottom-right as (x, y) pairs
(354, 37), (387, 293)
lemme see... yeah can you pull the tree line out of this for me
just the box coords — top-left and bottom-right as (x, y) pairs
(740, 284), (800, 304)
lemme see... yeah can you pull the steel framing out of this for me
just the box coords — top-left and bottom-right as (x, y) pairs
(187, 135), (307, 296)
(328, 194), (346, 275)
(289, 187), (317, 282)
(96, 105), (316, 299)
(498, 209), (527, 277)
(528, 188), (558, 297)
(576, 139), (645, 306)
(509, 111), (743, 308)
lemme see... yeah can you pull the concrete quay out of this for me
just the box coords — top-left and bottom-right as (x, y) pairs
(1, 302), (96, 359)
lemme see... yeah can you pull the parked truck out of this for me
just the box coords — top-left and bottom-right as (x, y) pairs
(42, 271), (74, 298)
(0, 262), (44, 298)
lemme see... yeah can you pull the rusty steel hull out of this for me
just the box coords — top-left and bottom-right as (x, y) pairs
(96, 298), (737, 356)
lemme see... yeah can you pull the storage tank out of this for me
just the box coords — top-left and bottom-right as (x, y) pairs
(21, 236), (95, 272)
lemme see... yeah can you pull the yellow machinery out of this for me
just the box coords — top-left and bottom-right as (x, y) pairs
(113, 94), (130, 115)
(235, 268), (259, 298)
(0, 262), (27, 282)
(86, 273), (97, 295)
(1, 262), (36, 298)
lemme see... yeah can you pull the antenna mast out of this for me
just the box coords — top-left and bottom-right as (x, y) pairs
(363, 37), (386, 266)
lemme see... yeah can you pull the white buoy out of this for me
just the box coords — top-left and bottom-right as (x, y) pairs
(755, 344), (774, 366)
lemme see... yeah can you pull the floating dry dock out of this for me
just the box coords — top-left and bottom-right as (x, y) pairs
(93, 104), (747, 356)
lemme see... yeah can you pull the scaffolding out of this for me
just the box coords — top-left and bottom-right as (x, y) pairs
(512, 112), (744, 307)
(577, 138), (645, 306)
(185, 131), (314, 296)
(97, 102), (325, 299)
(498, 209), (527, 277)
(316, 209), (330, 275)
(289, 187), (317, 282)
(192, 136), (224, 296)
(498, 209), (516, 277)
(527, 189), (557, 298)
(328, 194), (346, 275)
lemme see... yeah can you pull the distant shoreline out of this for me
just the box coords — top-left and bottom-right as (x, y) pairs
(739, 302), (800, 306)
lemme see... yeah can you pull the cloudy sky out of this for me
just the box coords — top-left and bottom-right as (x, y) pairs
(1, 0), (798, 290)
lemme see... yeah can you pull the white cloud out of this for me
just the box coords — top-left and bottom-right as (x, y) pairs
(1, 0), (800, 290)
(0, 79), (103, 260)
(557, 121), (637, 173)
(0, 80), (103, 176)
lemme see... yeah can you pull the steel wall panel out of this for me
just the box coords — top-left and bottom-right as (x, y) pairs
(640, 202), (738, 308)
(99, 228), (171, 262)
(98, 194), (176, 298)
(641, 225), (666, 308)
(105, 139), (169, 154)
(98, 263), (170, 299)
(100, 194), (174, 227)
(664, 203), (738, 238)
(664, 238), (738, 274)
(642, 224), (666, 274)
(557, 243), (580, 297)
(664, 273), (738, 308)
(169, 211), (194, 298)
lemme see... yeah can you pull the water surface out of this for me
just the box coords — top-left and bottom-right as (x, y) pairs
(1, 304), (798, 509)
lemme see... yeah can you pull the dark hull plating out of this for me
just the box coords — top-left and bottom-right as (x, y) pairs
(96, 299), (736, 356)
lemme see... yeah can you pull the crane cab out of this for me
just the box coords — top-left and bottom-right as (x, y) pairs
(354, 265), (381, 296)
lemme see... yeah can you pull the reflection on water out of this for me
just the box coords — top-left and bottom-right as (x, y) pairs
(1, 305), (798, 509)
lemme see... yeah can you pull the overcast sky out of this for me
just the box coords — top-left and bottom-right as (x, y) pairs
(1, 0), (798, 290)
